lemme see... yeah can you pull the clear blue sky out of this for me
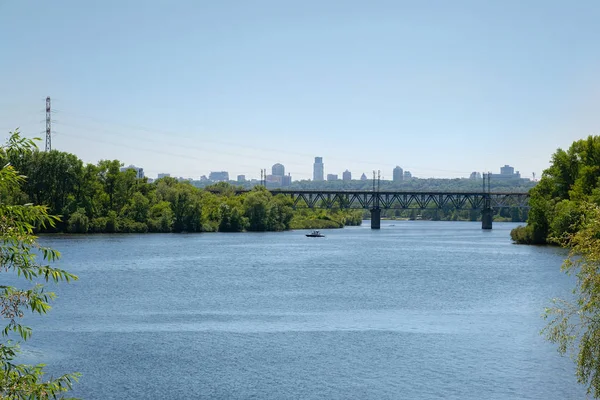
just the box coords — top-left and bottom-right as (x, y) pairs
(1, 0), (599, 180)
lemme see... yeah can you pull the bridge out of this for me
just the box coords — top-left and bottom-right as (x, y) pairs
(263, 189), (530, 230)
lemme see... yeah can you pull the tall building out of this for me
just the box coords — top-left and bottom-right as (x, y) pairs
(237, 175), (246, 182)
(500, 165), (514, 175)
(120, 165), (144, 179)
(469, 172), (482, 180)
(404, 171), (412, 180)
(313, 157), (324, 181)
(491, 165), (521, 179)
(360, 173), (367, 181)
(209, 171), (229, 182)
(272, 163), (285, 177)
(282, 174), (292, 187)
(393, 166), (404, 182)
(157, 173), (170, 179)
(327, 174), (338, 181)
(342, 170), (352, 181)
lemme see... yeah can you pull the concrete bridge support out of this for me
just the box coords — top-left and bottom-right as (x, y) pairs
(481, 208), (493, 230)
(371, 208), (381, 229)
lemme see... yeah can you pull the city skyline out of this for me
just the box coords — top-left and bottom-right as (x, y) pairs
(1, 2), (599, 180)
(150, 160), (525, 184)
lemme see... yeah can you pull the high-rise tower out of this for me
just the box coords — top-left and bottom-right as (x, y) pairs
(313, 157), (324, 181)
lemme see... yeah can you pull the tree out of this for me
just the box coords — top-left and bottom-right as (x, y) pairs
(511, 135), (600, 244)
(543, 202), (600, 398)
(244, 187), (271, 231)
(0, 131), (79, 398)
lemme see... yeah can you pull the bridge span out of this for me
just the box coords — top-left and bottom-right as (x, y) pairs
(229, 189), (530, 230)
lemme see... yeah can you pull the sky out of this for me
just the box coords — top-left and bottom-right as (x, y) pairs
(1, 0), (599, 180)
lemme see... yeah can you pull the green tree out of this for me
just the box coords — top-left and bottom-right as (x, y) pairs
(267, 195), (294, 231)
(148, 201), (174, 232)
(543, 203), (600, 398)
(512, 135), (600, 244)
(0, 131), (80, 398)
(244, 187), (271, 231)
(67, 207), (90, 233)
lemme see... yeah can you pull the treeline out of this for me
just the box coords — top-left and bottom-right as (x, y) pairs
(511, 135), (600, 244)
(198, 177), (537, 193)
(375, 206), (527, 222)
(0, 138), (362, 233)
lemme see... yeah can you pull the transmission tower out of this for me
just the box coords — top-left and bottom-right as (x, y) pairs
(45, 96), (51, 151)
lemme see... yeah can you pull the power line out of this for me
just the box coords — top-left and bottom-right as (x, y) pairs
(56, 110), (476, 175)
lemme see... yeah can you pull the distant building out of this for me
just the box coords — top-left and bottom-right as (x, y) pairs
(200, 175), (209, 182)
(157, 173), (170, 179)
(313, 157), (324, 181)
(404, 171), (412, 180)
(209, 171), (229, 182)
(393, 166), (404, 182)
(272, 163), (285, 177)
(491, 165), (521, 180)
(469, 172), (482, 180)
(237, 175), (246, 183)
(120, 164), (144, 179)
(282, 174), (292, 187)
(327, 174), (338, 181)
(360, 173), (367, 181)
(501, 165), (514, 175)
(146, 178), (154, 184)
(266, 174), (282, 185)
(342, 170), (352, 181)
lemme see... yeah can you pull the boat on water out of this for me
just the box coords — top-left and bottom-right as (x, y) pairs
(306, 230), (325, 238)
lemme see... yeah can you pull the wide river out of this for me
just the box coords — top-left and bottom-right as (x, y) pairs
(17, 221), (583, 399)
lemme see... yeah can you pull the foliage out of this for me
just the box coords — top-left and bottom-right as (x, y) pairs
(543, 203), (600, 398)
(0, 130), (80, 398)
(512, 135), (600, 244)
(67, 208), (90, 233)
(4, 144), (361, 234)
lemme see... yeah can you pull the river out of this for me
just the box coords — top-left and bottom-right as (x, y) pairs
(14, 221), (583, 399)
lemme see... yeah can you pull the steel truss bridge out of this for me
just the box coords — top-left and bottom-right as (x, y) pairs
(262, 189), (530, 230)
(268, 190), (530, 210)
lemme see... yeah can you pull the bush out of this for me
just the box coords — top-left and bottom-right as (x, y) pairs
(89, 217), (108, 233)
(289, 217), (343, 230)
(67, 208), (89, 233)
(119, 219), (148, 233)
(106, 211), (119, 233)
(510, 225), (537, 244)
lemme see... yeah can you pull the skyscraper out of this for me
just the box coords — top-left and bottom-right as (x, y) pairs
(342, 170), (352, 181)
(313, 157), (324, 181)
(393, 166), (404, 182)
(272, 163), (285, 177)
(360, 173), (367, 181)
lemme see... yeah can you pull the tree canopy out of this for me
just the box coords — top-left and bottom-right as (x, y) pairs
(0, 131), (80, 398)
(3, 145), (362, 233)
(511, 135), (600, 244)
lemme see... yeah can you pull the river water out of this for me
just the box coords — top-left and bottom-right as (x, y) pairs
(15, 221), (583, 399)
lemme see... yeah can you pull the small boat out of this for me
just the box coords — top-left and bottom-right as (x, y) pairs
(306, 230), (325, 238)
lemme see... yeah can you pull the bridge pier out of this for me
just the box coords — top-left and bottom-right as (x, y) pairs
(481, 208), (493, 230)
(371, 208), (381, 229)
